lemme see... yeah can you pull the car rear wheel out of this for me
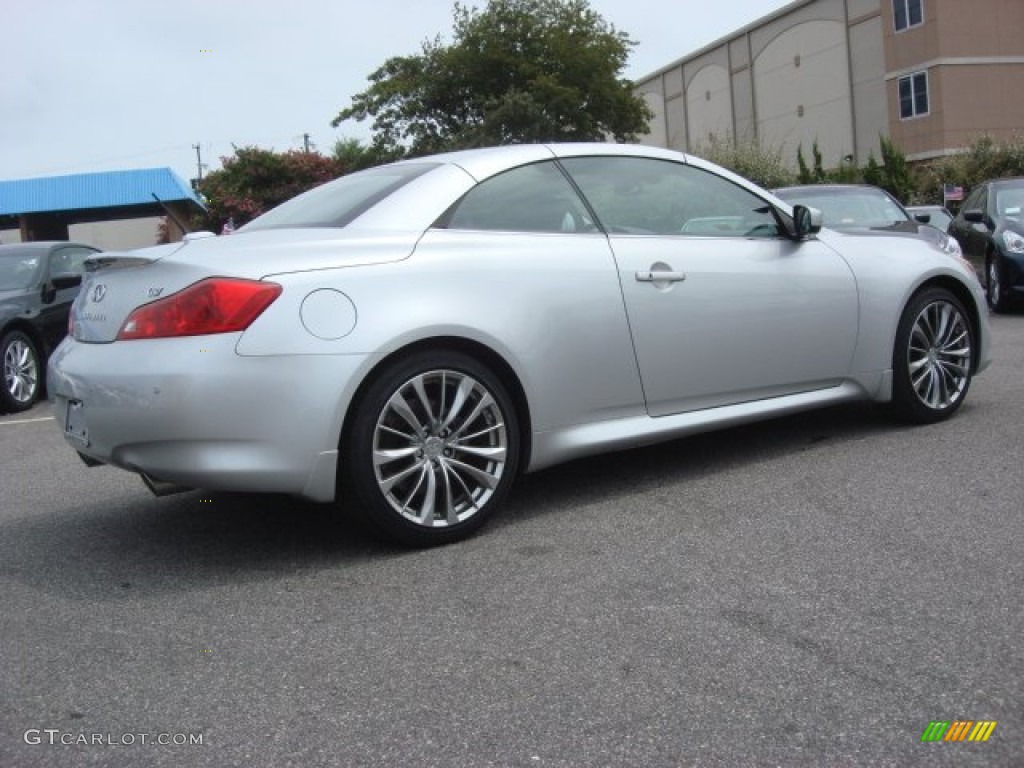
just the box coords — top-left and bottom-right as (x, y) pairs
(1, 330), (41, 413)
(986, 256), (1009, 312)
(889, 288), (973, 424)
(342, 350), (520, 546)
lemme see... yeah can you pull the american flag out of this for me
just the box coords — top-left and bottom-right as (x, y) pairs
(943, 184), (964, 202)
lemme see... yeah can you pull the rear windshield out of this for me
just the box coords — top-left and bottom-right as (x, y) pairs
(241, 163), (439, 232)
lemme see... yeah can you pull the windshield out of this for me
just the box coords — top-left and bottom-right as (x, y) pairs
(776, 188), (910, 228)
(995, 184), (1024, 218)
(241, 163), (439, 232)
(0, 251), (41, 291)
(927, 209), (953, 229)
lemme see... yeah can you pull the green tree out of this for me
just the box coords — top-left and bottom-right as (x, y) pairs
(861, 153), (883, 189)
(875, 135), (914, 202)
(332, 0), (652, 156)
(193, 147), (345, 232)
(331, 137), (402, 172)
(795, 141), (828, 184)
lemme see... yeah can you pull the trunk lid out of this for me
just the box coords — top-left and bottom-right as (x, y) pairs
(70, 228), (421, 343)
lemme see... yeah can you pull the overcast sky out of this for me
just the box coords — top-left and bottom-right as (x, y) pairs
(1, 0), (793, 184)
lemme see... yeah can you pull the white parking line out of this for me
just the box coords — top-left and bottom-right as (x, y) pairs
(0, 416), (55, 425)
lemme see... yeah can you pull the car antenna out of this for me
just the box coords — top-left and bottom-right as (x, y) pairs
(151, 193), (192, 235)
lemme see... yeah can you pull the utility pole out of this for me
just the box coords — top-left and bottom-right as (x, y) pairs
(193, 143), (204, 182)
(303, 133), (312, 153)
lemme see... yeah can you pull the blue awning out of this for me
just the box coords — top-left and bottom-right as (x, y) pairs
(0, 167), (205, 216)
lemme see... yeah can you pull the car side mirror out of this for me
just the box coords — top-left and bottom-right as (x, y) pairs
(792, 204), (822, 239)
(914, 213), (931, 224)
(50, 272), (83, 290)
(963, 209), (985, 223)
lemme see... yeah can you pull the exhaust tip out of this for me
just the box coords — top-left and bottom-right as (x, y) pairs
(140, 472), (193, 497)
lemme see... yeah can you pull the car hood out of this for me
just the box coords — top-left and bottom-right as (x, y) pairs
(997, 216), (1024, 236)
(826, 219), (919, 235)
(70, 228), (423, 343)
(0, 287), (29, 302)
(824, 219), (948, 246)
(0, 287), (30, 318)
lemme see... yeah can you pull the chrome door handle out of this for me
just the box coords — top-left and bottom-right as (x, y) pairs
(636, 270), (686, 282)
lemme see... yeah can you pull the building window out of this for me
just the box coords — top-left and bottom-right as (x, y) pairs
(893, 0), (923, 32)
(898, 71), (929, 118)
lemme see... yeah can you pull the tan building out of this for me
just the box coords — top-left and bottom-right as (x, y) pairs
(634, 0), (1024, 167)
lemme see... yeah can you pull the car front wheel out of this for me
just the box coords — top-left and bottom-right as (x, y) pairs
(342, 350), (520, 546)
(986, 256), (1009, 312)
(1, 330), (41, 413)
(889, 288), (974, 424)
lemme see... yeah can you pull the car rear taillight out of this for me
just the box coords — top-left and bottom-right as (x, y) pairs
(117, 278), (282, 340)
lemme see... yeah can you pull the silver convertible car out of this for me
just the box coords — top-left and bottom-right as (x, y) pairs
(49, 144), (991, 545)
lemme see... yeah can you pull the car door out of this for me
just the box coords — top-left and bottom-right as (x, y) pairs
(951, 185), (990, 271)
(560, 155), (859, 417)
(419, 159), (645, 432)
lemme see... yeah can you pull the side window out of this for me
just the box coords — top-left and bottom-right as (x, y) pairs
(561, 156), (779, 238)
(48, 247), (94, 277)
(442, 161), (592, 233)
(976, 187), (989, 217)
(960, 187), (982, 216)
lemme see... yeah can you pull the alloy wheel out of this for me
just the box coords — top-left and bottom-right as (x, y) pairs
(3, 337), (39, 405)
(906, 299), (971, 410)
(372, 369), (508, 528)
(987, 260), (1001, 308)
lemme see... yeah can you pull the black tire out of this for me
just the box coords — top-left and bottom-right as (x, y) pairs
(889, 287), (974, 424)
(985, 255), (1010, 313)
(341, 349), (520, 546)
(1, 330), (42, 413)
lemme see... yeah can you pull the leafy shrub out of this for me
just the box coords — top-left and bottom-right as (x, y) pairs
(691, 135), (796, 189)
(914, 133), (1024, 205)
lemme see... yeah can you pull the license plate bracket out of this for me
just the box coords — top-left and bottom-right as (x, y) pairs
(65, 399), (89, 447)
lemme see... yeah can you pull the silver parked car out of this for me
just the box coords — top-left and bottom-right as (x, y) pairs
(907, 204), (955, 232)
(49, 144), (991, 545)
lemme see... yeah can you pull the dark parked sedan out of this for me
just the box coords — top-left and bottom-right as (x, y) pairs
(773, 184), (964, 258)
(948, 177), (1024, 311)
(1, 241), (99, 412)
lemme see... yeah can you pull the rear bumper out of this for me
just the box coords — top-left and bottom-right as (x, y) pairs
(47, 334), (368, 502)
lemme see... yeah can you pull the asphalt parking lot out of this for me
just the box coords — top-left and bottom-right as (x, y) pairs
(1, 313), (1021, 768)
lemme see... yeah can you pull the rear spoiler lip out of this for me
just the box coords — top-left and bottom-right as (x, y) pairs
(83, 255), (156, 273)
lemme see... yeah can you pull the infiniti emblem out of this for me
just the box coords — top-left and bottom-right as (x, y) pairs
(91, 284), (107, 303)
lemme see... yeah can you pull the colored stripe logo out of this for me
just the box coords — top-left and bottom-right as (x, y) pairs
(921, 720), (997, 742)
